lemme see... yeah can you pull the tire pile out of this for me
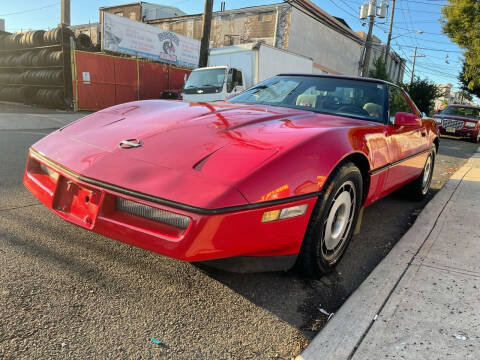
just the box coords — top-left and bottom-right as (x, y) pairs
(0, 28), (87, 108)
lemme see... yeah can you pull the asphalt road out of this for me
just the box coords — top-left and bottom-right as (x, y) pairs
(0, 104), (478, 359)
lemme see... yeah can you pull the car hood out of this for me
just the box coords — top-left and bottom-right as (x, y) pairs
(33, 100), (368, 208)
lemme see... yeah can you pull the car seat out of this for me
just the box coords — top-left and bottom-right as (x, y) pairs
(296, 94), (317, 108)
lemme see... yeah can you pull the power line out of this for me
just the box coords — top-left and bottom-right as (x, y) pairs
(395, 44), (463, 53)
(401, 0), (445, 6)
(0, 2), (60, 17)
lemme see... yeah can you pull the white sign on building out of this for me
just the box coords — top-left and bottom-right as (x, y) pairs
(102, 12), (200, 69)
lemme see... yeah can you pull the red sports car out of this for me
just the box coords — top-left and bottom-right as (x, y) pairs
(24, 74), (439, 277)
(432, 104), (480, 143)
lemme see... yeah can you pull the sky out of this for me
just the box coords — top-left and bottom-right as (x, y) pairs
(0, 0), (464, 90)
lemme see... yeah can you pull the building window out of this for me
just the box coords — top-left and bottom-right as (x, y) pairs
(129, 12), (136, 20)
(258, 12), (273, 21)
(114, 11), (124, 17)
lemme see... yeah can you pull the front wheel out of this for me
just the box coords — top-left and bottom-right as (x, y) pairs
(295, 163), (363, 278)
(470, 131), (480, 144)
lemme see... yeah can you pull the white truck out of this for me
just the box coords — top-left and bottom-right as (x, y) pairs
(182, 42), (313, 102)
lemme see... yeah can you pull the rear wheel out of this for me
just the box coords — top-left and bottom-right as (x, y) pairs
(295, 163), (363, 278)
(407, 145), (436, 200)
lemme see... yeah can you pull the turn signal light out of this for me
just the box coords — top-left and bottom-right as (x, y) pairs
(261, 204), (308, 223)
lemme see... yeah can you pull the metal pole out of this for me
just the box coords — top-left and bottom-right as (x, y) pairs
(61, 0), (70, 26)
(383, 0), (395, 65)
(411, 46), (417, 84)
(199, 0), (214, 67)
(361, 0), (376, 77)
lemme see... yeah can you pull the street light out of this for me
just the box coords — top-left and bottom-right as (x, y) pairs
(391, 30), (424, 40)
(384, 29), (423, 70)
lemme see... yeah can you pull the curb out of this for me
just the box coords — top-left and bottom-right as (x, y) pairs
(297, 147), (479, 360)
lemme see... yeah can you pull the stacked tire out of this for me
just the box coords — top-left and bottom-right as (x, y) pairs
(0, 27), (73, 108)
(22, 70), (63, 85)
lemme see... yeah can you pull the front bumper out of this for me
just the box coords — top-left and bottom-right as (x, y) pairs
(438, 125), (479, 139)
(24, 150), (316, 264)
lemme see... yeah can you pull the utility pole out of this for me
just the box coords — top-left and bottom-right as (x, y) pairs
(410, 46), (425, 84)
(199, 0), (214, 67)
(61, 0), (70, 26)
(361, 0), (377, 77)
(383, 0), (396, 64)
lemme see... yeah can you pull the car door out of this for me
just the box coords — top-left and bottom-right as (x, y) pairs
(383, 86), (429, 194)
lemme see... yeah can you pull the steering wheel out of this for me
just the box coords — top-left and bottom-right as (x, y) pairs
(337, 105), (370, 116)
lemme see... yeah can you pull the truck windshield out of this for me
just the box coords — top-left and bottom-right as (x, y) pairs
(228, 75), (387, 123)
(441, 106), (480, 118)
(184, 68), (226, 89)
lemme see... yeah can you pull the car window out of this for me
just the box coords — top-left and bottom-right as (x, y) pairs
(235, 70), (243, 86)
(389, 86), (413, 124)
(228, 75), (387, 123)
(441, 106), (480, 118)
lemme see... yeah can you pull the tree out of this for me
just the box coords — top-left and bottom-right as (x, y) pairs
(458, 61), (480, 98)
(441, 0), (480, 88)
(369, 58), (390, 82)
(457, 90), (473, 103)
(402, 79), (443, 115)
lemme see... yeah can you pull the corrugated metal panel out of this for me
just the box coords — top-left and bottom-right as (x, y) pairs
(73, 51), (191, 110)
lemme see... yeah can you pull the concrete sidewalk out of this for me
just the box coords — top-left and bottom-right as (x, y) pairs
(299, 146), (480, 360)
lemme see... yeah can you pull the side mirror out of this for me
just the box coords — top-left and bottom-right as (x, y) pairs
(394, 112), (422, 126)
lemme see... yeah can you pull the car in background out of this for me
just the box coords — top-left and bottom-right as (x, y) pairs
(24, 74), (439, 278)
(433, 104), (480, 143)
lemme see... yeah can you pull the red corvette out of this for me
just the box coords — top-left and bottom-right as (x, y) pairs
(24, 74), (438, 277)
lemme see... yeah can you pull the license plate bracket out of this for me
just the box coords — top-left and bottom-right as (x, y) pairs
(53, 178), (101, 228)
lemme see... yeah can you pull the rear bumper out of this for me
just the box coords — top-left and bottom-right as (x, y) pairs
(24, 149), (316, 264)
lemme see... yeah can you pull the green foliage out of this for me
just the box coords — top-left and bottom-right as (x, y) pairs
(402, 79), (443, 115)
(369, 57), (390, 82)
(441, 0), (480, 88)
(458, 90), (473, 102)
(458, 61), (480, 98)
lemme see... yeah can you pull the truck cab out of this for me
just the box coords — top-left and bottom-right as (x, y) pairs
(182, 66), (245, 102)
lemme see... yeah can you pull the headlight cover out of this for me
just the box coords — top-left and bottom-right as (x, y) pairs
(464, 121), (476, 128)
(433, 117), (442, 124)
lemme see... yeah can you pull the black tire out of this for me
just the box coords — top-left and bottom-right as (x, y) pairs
(470, 132), (480, 144)
(295, 162), (363, 278)
(407, 145), (436, 201)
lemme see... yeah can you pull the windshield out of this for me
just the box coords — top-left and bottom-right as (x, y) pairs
(441, 106), (480, 118)
(184, 68), (226, 89)
(228, 75), (387, 123)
